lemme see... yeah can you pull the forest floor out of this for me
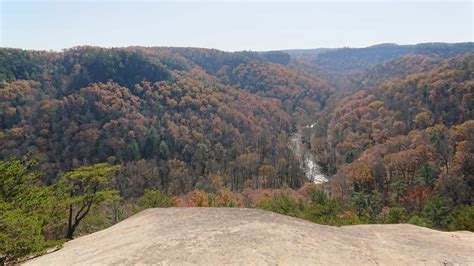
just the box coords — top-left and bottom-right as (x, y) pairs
(25, 208), (474, 265)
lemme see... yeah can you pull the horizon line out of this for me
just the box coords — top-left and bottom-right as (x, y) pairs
(1, 41), (473, 53)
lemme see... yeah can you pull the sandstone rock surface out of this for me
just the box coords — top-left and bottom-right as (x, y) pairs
(25, 208), (474, 265)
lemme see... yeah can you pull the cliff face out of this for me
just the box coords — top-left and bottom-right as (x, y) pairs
(26, 208), (474, 265)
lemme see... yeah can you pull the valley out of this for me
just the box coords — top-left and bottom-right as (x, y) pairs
(1, 42), (473, 263)
(2, 1), (473, 264)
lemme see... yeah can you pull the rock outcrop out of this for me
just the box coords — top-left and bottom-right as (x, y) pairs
(26, 208), (474, 265)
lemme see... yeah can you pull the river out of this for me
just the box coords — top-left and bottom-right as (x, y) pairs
(289, 125), (328, 184)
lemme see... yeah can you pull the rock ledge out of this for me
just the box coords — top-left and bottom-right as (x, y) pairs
(25, 208), (474, 265)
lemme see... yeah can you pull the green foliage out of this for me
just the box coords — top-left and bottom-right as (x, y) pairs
(415, 163), (437, 187)
(257, 193), (304, 218)
(73, 203), (126, 236)
(0, 49), (50, 83)
(197, 143), (209, 161)
(345, 151), (356, 163)
(390, 179), (407, 204)
(0, 155), (38, 201)
(304, 198), (362, 226)
(308, 188), (328, 204)
(381, 207), (407, 224)
(64, 47), (171, 90)
(257, 192), (362, 226)
(137, 189), (176, 209)
(409, 200), (473, 231)
(407, 215), (429, 227)
(227, 200), (237, 208)
(0, 157), (62, 263)
(367, 190), (384, 222)
(128, 140), (141, 161)
(447, 205), (474, 231)
(159, 141), (170, 159)
(0, 207), (55, 263)
(422, 196), (449, 228)
(350, 191), (369, 218)
(60, 163), (121, 239)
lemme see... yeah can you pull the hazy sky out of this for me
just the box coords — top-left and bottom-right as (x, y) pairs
(1, 1), (473, 51)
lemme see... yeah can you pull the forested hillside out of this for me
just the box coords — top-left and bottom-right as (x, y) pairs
(289, 42), (473, 73)
(1, 44), (473, 263)
(1, 47), (329, 194)
(301, 54), (473, 214)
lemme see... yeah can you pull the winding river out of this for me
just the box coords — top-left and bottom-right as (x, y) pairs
(289, 125), (328, 184)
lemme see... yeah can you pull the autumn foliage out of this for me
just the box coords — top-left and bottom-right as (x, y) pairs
(0, 46), (473, 262)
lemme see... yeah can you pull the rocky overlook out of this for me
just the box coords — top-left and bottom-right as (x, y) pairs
(26, 208), (474, 265)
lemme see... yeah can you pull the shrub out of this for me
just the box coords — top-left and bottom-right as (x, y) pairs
(308, 188), (329, 205)
(407, 215), (429, 227)
(447, 205), (474, 231)
(257, 193), (304, 217)
(422, 196), (449, 228)
(0, 207), (58, 263)
(137, 189), (176, 209)
(187, 190), (210, 207)
(379, 207), (407, 223)
(304, 198), (362, 226)
(213, 188), (240, 207)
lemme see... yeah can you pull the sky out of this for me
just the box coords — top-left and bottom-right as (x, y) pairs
(1, 0), (473, 51)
